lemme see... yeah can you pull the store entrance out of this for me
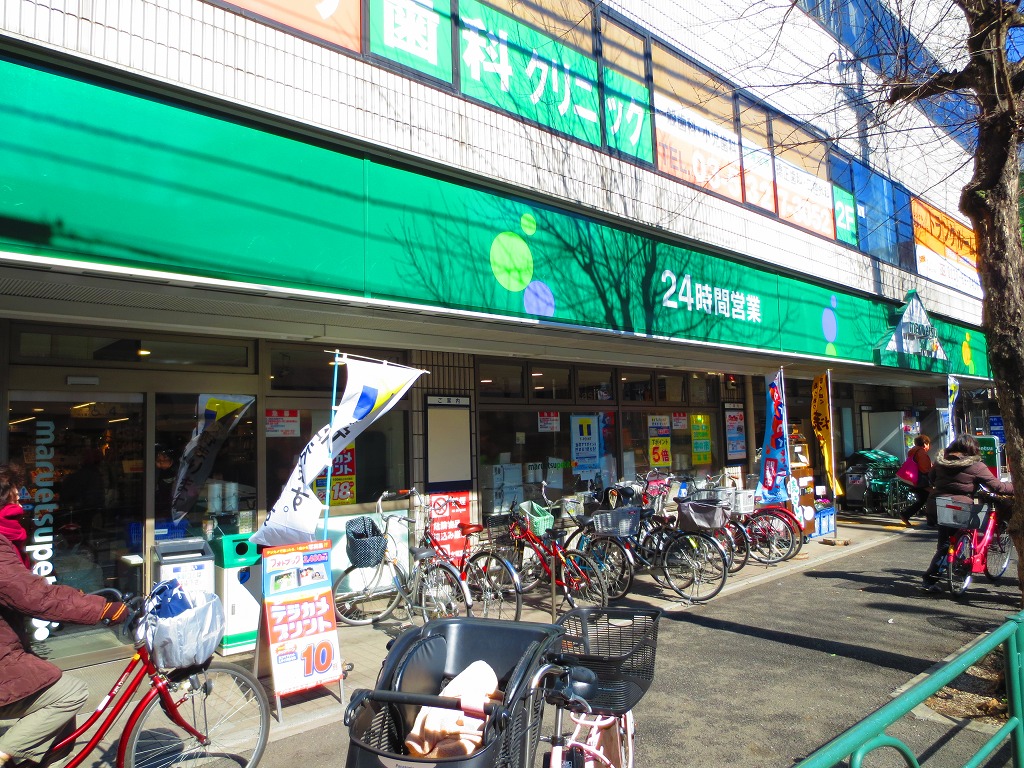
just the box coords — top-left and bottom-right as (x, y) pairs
(8, 392), (145, 663)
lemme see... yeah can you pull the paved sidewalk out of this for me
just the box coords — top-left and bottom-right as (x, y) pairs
(68, 511), (910, 764)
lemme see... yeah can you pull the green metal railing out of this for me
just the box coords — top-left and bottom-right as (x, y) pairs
(796, 610), (1024, 768)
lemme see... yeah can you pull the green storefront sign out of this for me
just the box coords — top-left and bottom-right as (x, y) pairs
(0, 57), (989, 379)
(832, 185), (858, 246)
(602, 67), (653, 163)
(457, 0), (601, 146)
(369, 0), (453, 83)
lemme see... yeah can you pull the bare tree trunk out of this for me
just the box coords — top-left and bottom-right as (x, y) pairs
(960, 114), (1024, 606)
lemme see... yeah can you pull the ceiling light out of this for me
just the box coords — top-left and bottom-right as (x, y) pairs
(72, 402), (95, 409)
(137, 348), (151, 356)
(108, 417), (129, 423)
(8, 417), (35, 426)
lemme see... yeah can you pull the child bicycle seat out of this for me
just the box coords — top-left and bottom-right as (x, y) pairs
(392, 634), (449, 735)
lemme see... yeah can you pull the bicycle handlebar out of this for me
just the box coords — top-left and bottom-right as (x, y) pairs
(344, 688), (507, 727)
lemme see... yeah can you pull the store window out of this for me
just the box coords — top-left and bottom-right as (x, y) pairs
(739, 98), (776, 213)
(265, 408), (408, 508)
(14, 327), (250, 369)
(8, 393), (145, 657)
(270, 347), (404, 392)
(577, 368), (615, 402)
(479, 410), (617, 512)
(479, 361), (525, 400)
(619, 409), (718, 477)
(689, 373), (719, 406)
(656, 373), (687, 404)
(155, 394), (257, 538)
(620, 370), (653, 402)
(530, 364), (571, 400)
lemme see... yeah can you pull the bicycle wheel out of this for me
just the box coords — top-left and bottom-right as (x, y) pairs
(411, 561), (469, 624)
(511, 541), (545, 592)
(884, 481), (916, 519)
(721, 521), (749, 574)
(758, 504), (804, 559)
(746, 511), (796, 564)
(663, 533), (728, 602)
(948, 533), (974, 595)
(985, 521), (1013, 581)
(581, 536), (633, 600)
(333, 559), (403, 625)
(124, 662), (269, 768)
(710, 526), (736, 571)
(638, 527), (674, 586)
(560, 549), (608, 608)
(466, 550), (523, 620)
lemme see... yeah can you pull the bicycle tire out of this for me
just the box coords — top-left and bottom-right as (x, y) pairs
(985, 522), (1013, 581)
(710, 526), (736, 571)
(511, 540), (545, 592)
(948, 533), (974, 595)
(411, 561), (469, 624)
(884, 481), (916, 519)
(580, 536), (634, 600)
(124, 662), (270, 768)
(757, 504), (804, 559)
(333, 560), (403, 625)
(746, 510), (796, 564)
(466, 550), (523, 620)
(663, 533), (728, 602)
(561, 549), (608, 608)
(721, 521), (750, 573)
(638, 527), (674, 586)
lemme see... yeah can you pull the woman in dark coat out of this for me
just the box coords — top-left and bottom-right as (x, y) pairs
(0, 464), (126, 767)
(922, 435), (1014, 590)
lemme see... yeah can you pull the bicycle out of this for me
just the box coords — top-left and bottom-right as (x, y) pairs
(937, 493), (1015, 596)
(533, 607), (661, 768)
(415, 488), (523, 621)
(332, 490), (472, 625)
(42, 587), (269, 768)
(507, 501), (609, 610)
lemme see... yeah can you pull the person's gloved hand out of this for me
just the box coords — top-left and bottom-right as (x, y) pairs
(100, 601), (128, 625)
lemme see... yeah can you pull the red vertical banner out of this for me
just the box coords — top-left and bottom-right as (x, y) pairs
(427, 491), (472, 565)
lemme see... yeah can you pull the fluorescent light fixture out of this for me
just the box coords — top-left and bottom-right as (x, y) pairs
(480, 379), (492, 384)
(8, 417), (35, 426)
(108, 417), (130, 423)
(137, 348), (151, 356)
(72, 402), (96, 409)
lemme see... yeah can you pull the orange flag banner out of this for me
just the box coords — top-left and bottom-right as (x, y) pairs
(811, 372), (843, 497)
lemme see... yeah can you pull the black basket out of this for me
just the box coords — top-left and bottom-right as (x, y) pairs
(676, 501), (729, 531)
(346, 516), (386, 568)
(484, 512), (514, 550)
(346, 618), (564, 767)
(555, 608), (661, 716)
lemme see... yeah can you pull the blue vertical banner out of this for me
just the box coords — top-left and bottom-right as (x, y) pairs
(758, 368), (790, 504)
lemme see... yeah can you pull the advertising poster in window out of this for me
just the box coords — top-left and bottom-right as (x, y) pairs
(724, 406), (746, 462)
(740, 138), (776, 212)
(261, 540), (343, 696)
(427, 491), (471, 563)
(570, 414), (601, 479)
(911, 197), (981, 299)
(313, 448), (356, 507)
(690, 413), (713, 465)
(648, 415), (671, 468)
(774, 157), (835, 238)
(538, 411), (560, 432)
(221, 0), (360, 54)
(369, 0), (453, 82)
(652, 92), (743, 202)
(458, 0), (601, 146)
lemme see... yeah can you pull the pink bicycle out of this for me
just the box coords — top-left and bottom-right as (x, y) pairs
(938, 494), (1014, 596)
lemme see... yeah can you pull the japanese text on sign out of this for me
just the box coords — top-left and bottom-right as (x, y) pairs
(660, 271), (762, 323)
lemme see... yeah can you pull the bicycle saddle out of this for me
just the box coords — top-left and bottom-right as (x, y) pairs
(410, 546), (437, 562)
(459, 522), (485, 536)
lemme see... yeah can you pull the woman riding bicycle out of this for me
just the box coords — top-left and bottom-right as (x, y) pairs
(921, 436), (1014, 591)
(0, 464), (128, 767)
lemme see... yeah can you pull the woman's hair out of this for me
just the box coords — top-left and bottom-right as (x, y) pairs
(914, 435), (931, 448)
(945, 434), (980, 458)
(0, 463), (25, 504)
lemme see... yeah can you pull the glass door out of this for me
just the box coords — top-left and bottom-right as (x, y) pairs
(8, 392), (144, 661)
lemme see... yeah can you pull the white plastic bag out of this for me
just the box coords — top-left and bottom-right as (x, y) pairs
(142, 591), (226, 669)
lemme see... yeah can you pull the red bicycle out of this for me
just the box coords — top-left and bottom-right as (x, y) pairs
(938, 494), (1014, 595)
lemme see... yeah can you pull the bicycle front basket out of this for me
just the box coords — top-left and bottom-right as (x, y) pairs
(142, 591), (225, 670)
(346, 516), (387, 568)
(520, 501), (554, 537)
(556, 607), (661, 716)
(935, 497), (987, 529)
(592, 508), (641, 537)
(676, 501), (728, 531)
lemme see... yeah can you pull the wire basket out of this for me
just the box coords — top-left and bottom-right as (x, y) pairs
(935, 497), (987, 529)
(560, 496), (585, 522)
(555, 607), (661, 716)
(520, 501), (554, 537)
(729, 489), (756, 517)
(685, 487), (732, 504)
(346, 516), (387, 569)
(484, 512), (514, 549)
(592, 508), (641, 537)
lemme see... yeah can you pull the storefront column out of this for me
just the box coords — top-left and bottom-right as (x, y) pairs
(744, 374), (757, 483)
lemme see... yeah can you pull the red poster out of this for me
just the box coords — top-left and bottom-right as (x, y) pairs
(427, 491), (472, 565)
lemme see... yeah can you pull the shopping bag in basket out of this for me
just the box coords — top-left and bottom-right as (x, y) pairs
(141, 581), (225, 669)
(896, 456), (919, 486)
(677, 502), (728, 531)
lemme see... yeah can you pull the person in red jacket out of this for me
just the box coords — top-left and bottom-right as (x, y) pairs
(0, 464), (127, 767)
(921, 435), (1014, 591)
(900, 434), (933, 526)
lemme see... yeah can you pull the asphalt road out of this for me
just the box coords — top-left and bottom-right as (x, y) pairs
(263, 527), (1022, 767)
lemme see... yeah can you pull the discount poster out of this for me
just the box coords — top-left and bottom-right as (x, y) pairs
(724, 405), (747, 461)
(261, 540), (343, 696)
